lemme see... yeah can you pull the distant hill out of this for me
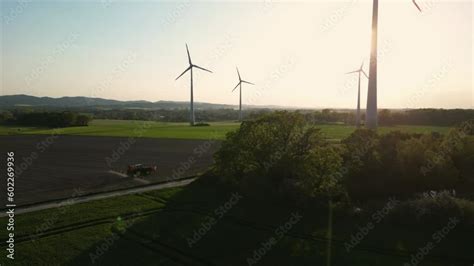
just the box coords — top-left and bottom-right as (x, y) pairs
(0, 95), (239, 110)
(0, 94), (314, 110)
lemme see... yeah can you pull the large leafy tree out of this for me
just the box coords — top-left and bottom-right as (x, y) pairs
(214, 111), (345, 201)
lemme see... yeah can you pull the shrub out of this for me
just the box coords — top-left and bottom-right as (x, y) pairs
(193, 122), (210, 127)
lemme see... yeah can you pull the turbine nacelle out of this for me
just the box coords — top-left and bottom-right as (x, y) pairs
(346, 62), (369, 79)
(233, 67), (254, 92)
(176, 44), (212, 80)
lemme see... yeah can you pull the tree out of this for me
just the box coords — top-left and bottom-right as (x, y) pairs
(76, 114), (92, 126)
(213, 111), (346, 201)
(0, 111), (13, 123)
(378, 109), (393, 126)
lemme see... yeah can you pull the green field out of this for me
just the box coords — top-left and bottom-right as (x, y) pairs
(0, 120), (239, 140)
(1, 182), (471, 265)
(0, 119), (454, 140)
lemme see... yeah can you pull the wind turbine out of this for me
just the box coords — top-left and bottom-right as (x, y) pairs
(346, 62), (369, 128)
(175, 44), (212, 126)
(232, 67), (254, 122)
(365, 0), (422, 129)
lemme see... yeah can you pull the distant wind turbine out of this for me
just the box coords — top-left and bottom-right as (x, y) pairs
(175, 44), (212, 126)
(346, 62), (369, 128)
(365, 0), (422, 129)
(232, 67), (254, 121)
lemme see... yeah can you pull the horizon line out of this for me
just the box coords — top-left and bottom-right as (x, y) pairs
(0, 94), (472, 111)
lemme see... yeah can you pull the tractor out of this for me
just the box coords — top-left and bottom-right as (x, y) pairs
(127, 164), (157, 177)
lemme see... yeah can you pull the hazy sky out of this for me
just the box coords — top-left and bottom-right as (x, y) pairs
(1, 0), (472, 109)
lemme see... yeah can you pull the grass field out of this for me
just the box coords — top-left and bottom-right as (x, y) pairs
(0, 119), (454, 140)
(1, 182), (471, 265)
(0, 120), (238, 140)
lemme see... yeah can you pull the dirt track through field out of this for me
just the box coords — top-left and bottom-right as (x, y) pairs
(0, 135), (220, 205)
(0, 177), (196, 217)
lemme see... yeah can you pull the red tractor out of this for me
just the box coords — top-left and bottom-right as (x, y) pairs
(127, 164), (157, 177)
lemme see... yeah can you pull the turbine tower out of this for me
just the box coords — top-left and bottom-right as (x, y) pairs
(366, 0), (422, 129)
(232, 67), (254, 121)
(175, 44), (212, 126)
(346, 62), (369, 127)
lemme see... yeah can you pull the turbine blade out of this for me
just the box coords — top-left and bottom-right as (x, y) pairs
(362, 69), (369, 79)
(232, 82), (241, 92)
(412, 0), (422, 12)
(242, 80), (254, 85)
(185, 43), (192, 65)
(346, 70), (359, 75)
(360, 61), (364, 71)
(236, 67), (241, 81)
(193, 65), (213, 73)
(175, 66), (191, 80)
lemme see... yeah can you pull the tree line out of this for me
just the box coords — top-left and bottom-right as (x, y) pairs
(0, 107), (472, 126)
(211, 112), (474, 203)
(0, 110), (92, 128)
(88, 108), (474, 126)
(378, 109), (474, 126)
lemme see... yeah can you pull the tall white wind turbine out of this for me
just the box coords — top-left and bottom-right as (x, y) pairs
(232, 67), (254, 121)
(346, 62), (369, 127)
(365, 0), (422, 129)
(175, 44), (212, 126)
